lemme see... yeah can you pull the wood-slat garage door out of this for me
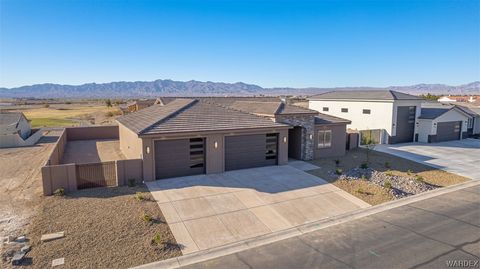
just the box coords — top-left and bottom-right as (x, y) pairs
(225, 134), (277, 171)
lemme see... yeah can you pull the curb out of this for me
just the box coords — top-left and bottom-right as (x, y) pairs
(132, 180), (480, 269)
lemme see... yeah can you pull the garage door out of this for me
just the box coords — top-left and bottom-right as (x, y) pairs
(437, 121), (461, 142)
(154, 138), (205, 179)
(394, 106), (416, 143)
(225, 133), (278, 171)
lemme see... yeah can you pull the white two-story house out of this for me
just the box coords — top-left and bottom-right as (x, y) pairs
(308, 90), (423, 144)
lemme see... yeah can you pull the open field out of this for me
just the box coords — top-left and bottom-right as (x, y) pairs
(308, 148), (469, 205)
(22, 186), (181, 269)
(3, 103), (122, 128)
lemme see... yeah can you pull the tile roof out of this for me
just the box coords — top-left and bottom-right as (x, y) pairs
(117, 99), (289, 135)
(314, 113), (351, 125)
(309, 90), (423, 101)
(117, 99), (197, 134)
(0, 112), (24, 126)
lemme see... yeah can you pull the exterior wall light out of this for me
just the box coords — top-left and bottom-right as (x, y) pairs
(214, 141), (218, 149)
(283, 136), (287, 143)
(309, 134), (313, 140)
(146, 146), (150, 154)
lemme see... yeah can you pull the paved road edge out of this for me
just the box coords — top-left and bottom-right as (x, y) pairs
(132, 180), (480, 269)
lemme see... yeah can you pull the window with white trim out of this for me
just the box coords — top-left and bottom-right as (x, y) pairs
(317, 130), (332, 148)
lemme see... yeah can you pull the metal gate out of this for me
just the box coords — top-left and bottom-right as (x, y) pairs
(76, 161), (117, 189)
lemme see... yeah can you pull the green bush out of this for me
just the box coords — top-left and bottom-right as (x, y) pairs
(356, 188), (365, 194)
(360, 163), (368, 169)
(415, 175), (424, 182)
(335, 168), (343, 175)
(142, 213), (153, 223)
(407, 169), (413, 175)
(384, 162), (391, 168)
(385, 170), (394, 177)
(134, 192), (146, 201)
(360, 175), (367, 180)
(151, 233), (162, 246)
(53, 188), (65, 196)
(43, 103), (50, 108)
(383, 181), (392, 189)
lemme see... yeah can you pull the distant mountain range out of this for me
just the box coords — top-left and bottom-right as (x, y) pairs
(0, 79), (478, 99)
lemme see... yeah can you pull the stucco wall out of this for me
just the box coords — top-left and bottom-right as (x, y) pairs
(119, 123), (143, 159)
(309, 100), (395, 134)
(417, 119), (433, 143)
(66, 125), (119, 140)
(314, 124), (347, 159)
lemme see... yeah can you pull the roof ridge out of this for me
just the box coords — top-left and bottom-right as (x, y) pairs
(139, 99), (198, 134)
(274, 102), (284, 115)
(200, 99), (276, 121)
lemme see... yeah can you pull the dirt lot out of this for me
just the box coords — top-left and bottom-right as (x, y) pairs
(5, 103), (122, 128)
(0, 131), (60, 238)
(308, 148), (469, 205)
(23, 186), (181, 269)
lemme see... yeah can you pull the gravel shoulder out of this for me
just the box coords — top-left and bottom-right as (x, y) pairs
(22, 185), (181, 269)
(308, 148), (469, 205)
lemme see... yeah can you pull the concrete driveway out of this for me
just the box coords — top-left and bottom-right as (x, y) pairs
(147, 164), (369, 254)
(375, 139), (480, 180)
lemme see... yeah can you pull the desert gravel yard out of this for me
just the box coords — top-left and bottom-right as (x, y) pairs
(22, 186), (181, 269)
(308, 148), (469, 205)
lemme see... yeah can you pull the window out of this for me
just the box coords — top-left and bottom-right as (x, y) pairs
(467, 118), (473, 128)
(265, 133), (278, 160)
(341, 108), (348, 113)
(322, 107), (329, 112)
(363, 109), (371, 114)
(189, 138), (205, 168)
(317, 130), (332, 148)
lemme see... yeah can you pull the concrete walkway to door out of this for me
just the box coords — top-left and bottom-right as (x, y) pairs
(147, 164), (370, 254)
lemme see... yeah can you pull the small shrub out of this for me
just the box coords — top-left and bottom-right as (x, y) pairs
(43, 103), (50, 108)
(360, 174), (366, 180)
(335, 168), (343, 175)
(385, 170), (394, 177)
(384, 162), (391, 168)
(407, 169), (413, 175)
(356, 188), (365, 194)
(127, 179), (136, 187)
(383, 181), (392, 189)
(65, 101), (72, 105)
(105, 111), (114, 117)
(142, 213), (153, 223)
(151, 233), (162, 246)
(415, 175), (424, 182)
(53, 188), (65, 196)
(134, 192), (146, 201)
(334, 159), (340, 167)
(360, 163), (368, 169)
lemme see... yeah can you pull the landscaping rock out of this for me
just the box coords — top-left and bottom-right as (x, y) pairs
(21, 245), (31, 254)
(339, 168), (439, 199)
(11, 252), (25, 265)
(52, 257), (65, 267)
(40, 231), (65, 242)
(15, 236), (26, 243)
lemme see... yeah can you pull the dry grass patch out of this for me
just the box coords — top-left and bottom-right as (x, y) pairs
(24, 185), (181, 269)
(308, 148), (469, 205)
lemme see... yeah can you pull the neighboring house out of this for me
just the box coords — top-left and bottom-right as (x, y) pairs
(0, 111), (42, 148)
(438, 95), (478, 103)
(116, 97), (351, 181)
(125, 99), (159, 113)
(417, 107), (471, 143)
(308, 90), (424, 144)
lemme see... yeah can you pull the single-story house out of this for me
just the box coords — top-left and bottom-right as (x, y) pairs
(455, 105), (480, 137)
(308, 90), (424, 145)
(417, 106), (471, 143)
(125, 99), (160, 113)
(116, 97), (351, 181)
(0, 111), (42, 148)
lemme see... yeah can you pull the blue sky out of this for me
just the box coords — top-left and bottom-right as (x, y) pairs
(0, 0), (478, 88)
